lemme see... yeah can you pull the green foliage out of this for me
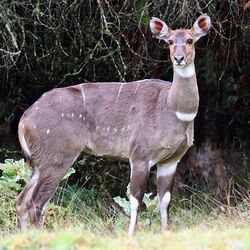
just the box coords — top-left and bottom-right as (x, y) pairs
(113, 196), (130, 215)
(0, 158), (76, 199)
(0, 159), (30, 198)
(114, 184), (159, 217)
(62, 167), (76, 180)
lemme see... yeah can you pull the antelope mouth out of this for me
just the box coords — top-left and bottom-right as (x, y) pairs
(174, 61), (186, 67)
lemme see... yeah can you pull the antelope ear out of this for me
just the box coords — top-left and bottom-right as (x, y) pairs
(150, 17), (170, 41)
(192, 14), (211, 41)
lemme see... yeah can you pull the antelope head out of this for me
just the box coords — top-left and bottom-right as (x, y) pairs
(150, 14), (211, 68)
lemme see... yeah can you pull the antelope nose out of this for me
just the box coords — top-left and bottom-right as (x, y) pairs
(174, 56), (184, 64)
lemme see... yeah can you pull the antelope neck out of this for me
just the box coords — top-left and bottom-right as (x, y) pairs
(168, 63), (199, 115)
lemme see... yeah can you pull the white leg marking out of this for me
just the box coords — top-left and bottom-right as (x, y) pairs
(174, 63), (195, 78)
(157, 162), (178, 178)
(26, 170), (40, 201)
(17, 170), (40, 229)
(46, 129), (50, 134)
(175, 111), (197, 122)
(128, 195), (139, 236)
(17, 209), (29, 230)
(160, 191), (171, 230)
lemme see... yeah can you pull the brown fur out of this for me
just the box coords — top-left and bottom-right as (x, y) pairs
(16, 14), (211, 235)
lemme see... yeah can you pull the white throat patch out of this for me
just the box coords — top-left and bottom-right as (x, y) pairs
(176, 111), (197, 122)
(174, 63), (195, 78)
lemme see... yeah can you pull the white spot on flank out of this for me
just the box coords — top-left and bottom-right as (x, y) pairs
(46, 129), (50, 134)
(176, 111), (197, 122)
(122, 127), (125, 132)
(83, 116), (86, 121)
(35, 107), (39, 111)
(71, 113), (74, 117)
(96, 126), (99, 130)
(107, 127), (110, 131)
(157, 161), (178, 177)
(174, 63), (195, 78)
(61, 113), (64, 117)
(79, 114), (82, 118)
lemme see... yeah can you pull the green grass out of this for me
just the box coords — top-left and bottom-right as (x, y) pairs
(1, 180), (250, 250)
(1, 222), (250, 250)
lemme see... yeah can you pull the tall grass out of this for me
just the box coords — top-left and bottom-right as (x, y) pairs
(1, 172), (250, 249)
(1, 179), (249, 235)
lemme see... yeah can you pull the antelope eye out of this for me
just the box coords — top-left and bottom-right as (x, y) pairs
(168, 40), (174, 45)
(186, 39), (193, 44)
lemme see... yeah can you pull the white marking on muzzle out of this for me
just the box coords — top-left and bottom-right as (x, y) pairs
(176, 111), (197, 122)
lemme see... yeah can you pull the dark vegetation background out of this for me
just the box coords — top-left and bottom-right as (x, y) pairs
(0, 0), (249, 201)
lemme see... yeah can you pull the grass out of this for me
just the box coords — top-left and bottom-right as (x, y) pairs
(1, 181), (250, 250)
(1, 219), (250, 250)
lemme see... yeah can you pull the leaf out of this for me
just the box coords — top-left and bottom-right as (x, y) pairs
(62, 168), (76, 180)
(113, 196), (130, 215)
(0, 159), (31, 183)
(143, 192), (159, 214)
